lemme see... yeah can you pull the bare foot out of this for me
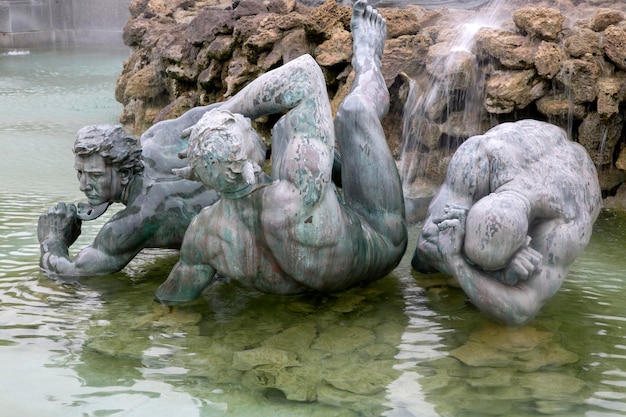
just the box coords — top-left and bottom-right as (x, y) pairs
(351, 0), (387, 72)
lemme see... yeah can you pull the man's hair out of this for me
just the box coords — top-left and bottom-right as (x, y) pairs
(187, 109), (266, 186)
(74, 125), (143, 175)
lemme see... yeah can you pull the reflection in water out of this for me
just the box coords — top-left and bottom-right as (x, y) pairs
(2, 47), (626, 416)
(387, 210), (626, 417)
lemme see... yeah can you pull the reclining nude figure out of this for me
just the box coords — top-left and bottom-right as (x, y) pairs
(155, 0), (407, 302)
(412, 120), (601, 326)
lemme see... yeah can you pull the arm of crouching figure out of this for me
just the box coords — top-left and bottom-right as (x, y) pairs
(413, 190), (470, 275)
(413, 139), (487, 275)
(436, 207), (549, 327)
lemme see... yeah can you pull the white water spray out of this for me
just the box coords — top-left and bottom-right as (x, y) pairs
(398, 0), (508, 212)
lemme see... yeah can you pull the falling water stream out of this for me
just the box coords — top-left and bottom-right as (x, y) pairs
(398, 0), (509, 198)
(2, 26), (626, 417)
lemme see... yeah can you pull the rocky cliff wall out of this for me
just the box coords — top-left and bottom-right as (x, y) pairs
(115, 0), (626, 201)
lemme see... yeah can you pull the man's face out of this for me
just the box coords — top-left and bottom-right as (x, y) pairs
(74, 154), (125, 206)
(194, 157), (232, 193)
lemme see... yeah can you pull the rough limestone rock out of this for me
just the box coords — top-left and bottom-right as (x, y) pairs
(597, 77), (625, 120)
(557, 58), (600, 104)
(474, 28), (535, 70)
(426, 44), (476, 89)
(592, 8), (625, 31)
(603, 25), (626, 70)
(564, 28), (602, 58)
(578, 111), (624, 165)
(534, 41), (563, 79)
(536, 95), (587, 120)
(512, 7), (565, 41)
(484, 69), (546, 113)
(116, 0), (626, 201)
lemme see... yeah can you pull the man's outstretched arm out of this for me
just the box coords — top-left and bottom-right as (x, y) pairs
(38, 203), (144, 277)
(218, 54), (336, 206)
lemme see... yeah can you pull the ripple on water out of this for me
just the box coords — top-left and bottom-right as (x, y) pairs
(4, 88), (626, 416)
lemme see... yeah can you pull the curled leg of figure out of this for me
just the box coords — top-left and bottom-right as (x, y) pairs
(349, 0), (388, 118)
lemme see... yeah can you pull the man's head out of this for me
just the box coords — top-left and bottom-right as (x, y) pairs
(73, 125), (143, 205)
(464, 191), (530, 271)
(186, 109), (266, 196)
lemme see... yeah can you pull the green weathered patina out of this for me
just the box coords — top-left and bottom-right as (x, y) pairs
(38, 113), (220, 277)
(155, 0), (408, 302)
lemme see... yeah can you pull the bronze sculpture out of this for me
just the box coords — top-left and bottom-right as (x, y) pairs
(38, 119), (219, 277)
(155, 0), (408, 303)
(412, 120), (602, 326)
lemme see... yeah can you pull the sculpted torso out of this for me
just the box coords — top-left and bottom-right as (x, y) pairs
(182, 176), (382, 293)
(38, 115), (219, 278)
(100, 178), (209, 250)
(155, 2), (407, 303)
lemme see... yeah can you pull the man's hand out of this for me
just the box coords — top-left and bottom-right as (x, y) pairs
(38, 202), (82, 247)
(434, 204), (468, 258)
(499, 237), (543, 285)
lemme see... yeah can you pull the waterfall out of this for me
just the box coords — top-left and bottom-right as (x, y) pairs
(0, 0), (130, 48)
(398, 0), (508, 222)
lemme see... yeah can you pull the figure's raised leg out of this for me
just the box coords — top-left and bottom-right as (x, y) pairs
(335, 0), (406, 246)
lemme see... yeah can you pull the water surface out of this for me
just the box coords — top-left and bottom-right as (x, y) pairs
(2, 46), (626, 417)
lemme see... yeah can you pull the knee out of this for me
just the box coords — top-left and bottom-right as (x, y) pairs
(336, 93), (378, 127)
(464, 193), (529, 271)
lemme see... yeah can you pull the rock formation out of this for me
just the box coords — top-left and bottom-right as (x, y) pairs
(115, 0), (626, 199)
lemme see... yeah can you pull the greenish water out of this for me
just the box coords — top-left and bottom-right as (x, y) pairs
(2, 47), (626, 417)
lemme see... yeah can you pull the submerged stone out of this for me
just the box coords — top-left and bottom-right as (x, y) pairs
(261, 323), (317, 352)
(269, 365), (322, 402)
(329, 293), (367, 313)
(514, 342), (579, 372)
(155, 310), (202, 326)
(232, 346), (300, 371)
(312, 324), (376, 353)
(465, 368), (513, 388)
(517, 371), (586, 400)
(315, 384), (387, 416)
(324, 364), (396, 395)
(468, 324), (553, 353)
(450, 341), (512, 368)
